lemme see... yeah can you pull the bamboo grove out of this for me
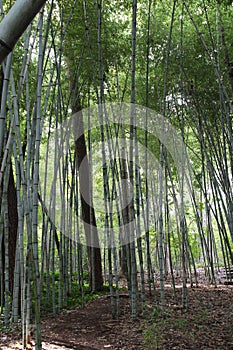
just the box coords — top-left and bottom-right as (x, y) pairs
(0, 0), (233, 349)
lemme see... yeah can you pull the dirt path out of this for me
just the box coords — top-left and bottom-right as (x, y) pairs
(1, 284), (233, 350)
(40, 294), (144, 350)
(0, 293), (144, 350)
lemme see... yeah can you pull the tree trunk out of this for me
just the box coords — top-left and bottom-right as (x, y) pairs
(73, 106), (103, 292)
(0, 66), (18, 298)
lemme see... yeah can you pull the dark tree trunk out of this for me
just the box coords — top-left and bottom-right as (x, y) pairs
(0, 159), (18, 299)
(73, 107), (103, 292)
(0, 66), (18, 298)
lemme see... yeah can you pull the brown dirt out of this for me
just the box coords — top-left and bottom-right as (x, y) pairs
(0, 284), (233, 350)
(40, 293), (144, 350)
(143, 285), (233, 350)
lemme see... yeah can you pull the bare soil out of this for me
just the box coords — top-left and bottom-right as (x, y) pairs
(1, 279), (233, 349)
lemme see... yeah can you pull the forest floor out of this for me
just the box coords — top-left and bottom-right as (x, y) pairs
(1, 270), (233, 350)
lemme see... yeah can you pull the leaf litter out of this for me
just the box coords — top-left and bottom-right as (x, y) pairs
(0, 276), (233, 349)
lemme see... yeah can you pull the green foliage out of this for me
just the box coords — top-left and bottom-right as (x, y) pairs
(0, 313), (20, 336)
(141, 307), (164, 349)
(142, 306), (191, 349)
(0, 321), (20, 334)
(40, 271), (117, 315)
(143, 325), (163, 350)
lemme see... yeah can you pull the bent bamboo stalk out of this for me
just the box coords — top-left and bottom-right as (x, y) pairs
(0, 0), (48, 63)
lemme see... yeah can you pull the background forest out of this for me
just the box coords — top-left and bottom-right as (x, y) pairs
(0, 0), (233, 349)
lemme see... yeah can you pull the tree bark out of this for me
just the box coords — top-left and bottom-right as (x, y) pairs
(0, 67), (18, 298)
(73, 107), (103, 292)
(0, 0), (48, 63)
